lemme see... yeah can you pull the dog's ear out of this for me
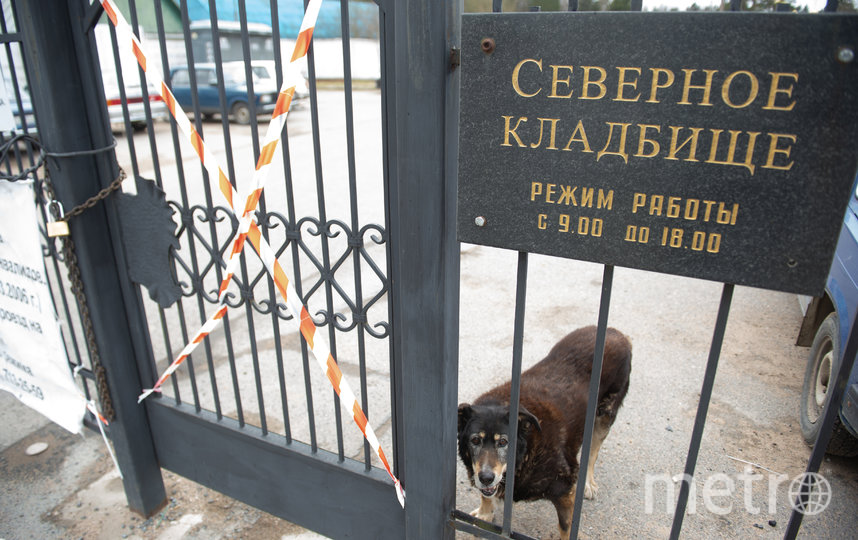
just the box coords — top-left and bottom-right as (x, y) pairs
(518, 405), (541, 433)
(458, 403), (473, 435)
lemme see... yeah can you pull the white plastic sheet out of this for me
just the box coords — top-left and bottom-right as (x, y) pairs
(0, 179), (84, 433)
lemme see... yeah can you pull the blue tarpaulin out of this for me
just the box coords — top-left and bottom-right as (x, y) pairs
(182, 0), (378, 39)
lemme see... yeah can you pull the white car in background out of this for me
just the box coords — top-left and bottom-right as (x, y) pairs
(95, 23), (168, 132)
(104, 82), (169, 132)
(250, 60), (310, 101)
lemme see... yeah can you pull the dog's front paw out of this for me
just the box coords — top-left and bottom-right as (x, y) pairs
(470, 496), (496, 523)
(470, 507), (494, 522)
(584, 478), (598, 500)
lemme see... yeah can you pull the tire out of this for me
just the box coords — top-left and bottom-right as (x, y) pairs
(799, 313), (858, 457)
(231, 102), (251, 125)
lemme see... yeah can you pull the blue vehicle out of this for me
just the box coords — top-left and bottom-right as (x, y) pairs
(798, 178), (858, 456)
(168, 62), (280, 125)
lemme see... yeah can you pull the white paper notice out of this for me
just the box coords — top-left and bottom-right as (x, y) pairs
(0, 180), (84, 433)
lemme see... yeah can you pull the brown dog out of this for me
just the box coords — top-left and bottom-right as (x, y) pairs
(458, 326), (632, 539)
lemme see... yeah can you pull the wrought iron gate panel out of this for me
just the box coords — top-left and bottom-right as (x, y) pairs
(157, 5), (390, 526)
(28, 0), (408, 536)
(97, 0), (394, 469)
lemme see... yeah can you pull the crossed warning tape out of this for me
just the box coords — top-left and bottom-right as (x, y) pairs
(99, 0), (404, 506)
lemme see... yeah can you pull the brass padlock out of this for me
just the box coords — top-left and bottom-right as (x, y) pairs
(47, 200), (70, 238)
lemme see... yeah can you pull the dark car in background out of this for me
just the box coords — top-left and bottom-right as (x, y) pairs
(168, 62), (281, 125)
(797, 177), (858, 457)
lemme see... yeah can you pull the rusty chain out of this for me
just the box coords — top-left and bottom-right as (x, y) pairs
(63, 168), (126, 220)
(49, 168), (127, 422)
(60, 233), (115, 420)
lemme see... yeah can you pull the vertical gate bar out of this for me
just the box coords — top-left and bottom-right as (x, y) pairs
(493, 0), (505, 515)
(205, 1), (248, 422)
(267, 0), (293, 443)
(271, 13), (318, 452)
(378, 0), (401, 475)
(234, 0), (268, 436)
(631, 0), (643, 13)
(151, 0), (191, 405)
(105, 22), (141, 175)
(188, 0), (243, 424)
(303, 0), (347, 460)
(824, 0), (840, 12)
(176, 0), (218, 414)
(730, 0), (742, 11)
(296, 188), (319, 441)
(339, 0), (374, 470)
(236, 1), (262, 143)
(569, 1), (579, 11)
(390, 0), (460, 537)
(157, 308), (181, 401)
(669, 283), (735, 540)
(270, 7), (316, 450)
(126, 0), (163, 175)
(568, 264), (615, 540)
(14, 0), (167, 515)
(784, 314), (858, 539)
(501, 252), (529, 535)
(1, 31), (38, 176)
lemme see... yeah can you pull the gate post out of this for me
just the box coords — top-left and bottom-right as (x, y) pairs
(13, 0), (167, 516)
(388, 0), (461, 538)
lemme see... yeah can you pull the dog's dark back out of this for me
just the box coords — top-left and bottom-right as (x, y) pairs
(462, 326), (632, 502)
(477, 326), (631, 417)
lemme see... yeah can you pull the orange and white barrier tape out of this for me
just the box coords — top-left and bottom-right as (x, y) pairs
(86, 399), (123, 479)
(74, 367), (123, 479)
(98, 0), (404, 506)
(216, 0), (321, 302)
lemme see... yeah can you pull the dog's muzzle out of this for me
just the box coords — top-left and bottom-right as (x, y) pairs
(479, 484), (499, 497)
(476, 470), (503, 497)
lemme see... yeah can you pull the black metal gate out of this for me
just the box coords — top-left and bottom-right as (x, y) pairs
(6, 0), (460, 538)
(3, 0), (855, 539)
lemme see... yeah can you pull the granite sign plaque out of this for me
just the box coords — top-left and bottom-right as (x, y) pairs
(458, 12), (858, 295)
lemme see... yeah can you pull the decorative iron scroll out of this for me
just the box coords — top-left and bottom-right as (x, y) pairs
(169, 202), (390, 339)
